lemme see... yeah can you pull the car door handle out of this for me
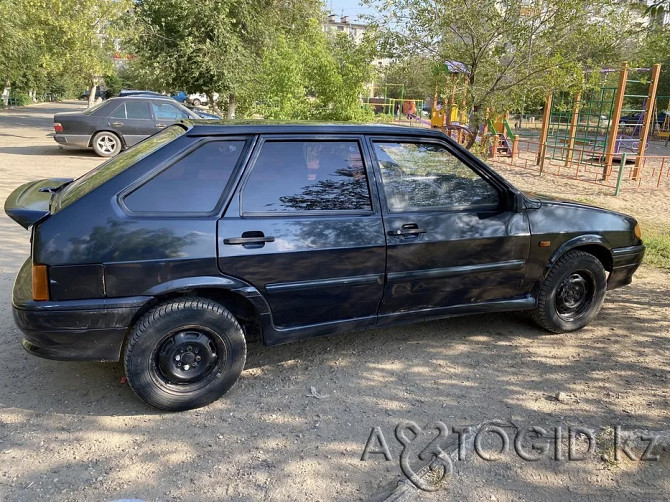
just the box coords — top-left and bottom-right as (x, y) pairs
(388, 227), (426, 237)
(156, 123), (167, 128)
(223, 231), (276, 246)
(111, 122), (124, 127)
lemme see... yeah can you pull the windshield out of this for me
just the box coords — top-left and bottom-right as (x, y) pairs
(55, 125), (186, 211)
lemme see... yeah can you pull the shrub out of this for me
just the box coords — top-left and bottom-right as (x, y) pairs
(10, 94), (31, 106)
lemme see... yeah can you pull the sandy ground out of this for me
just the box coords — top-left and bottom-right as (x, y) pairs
(0, 102), (668, 502)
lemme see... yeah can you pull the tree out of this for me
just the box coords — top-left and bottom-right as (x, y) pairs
(628, 24), (670, 115)
(1, 0), (131, 104)
(364, 0), (638, 146)
(130, 0), (322, 117)
(375, 56), (436, 100)
(131, 1), (376, 120)
(0, 0), (30, 94)
(252, 19), (376, 121)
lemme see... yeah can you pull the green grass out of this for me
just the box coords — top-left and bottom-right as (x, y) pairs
(644, 230), (670, 270)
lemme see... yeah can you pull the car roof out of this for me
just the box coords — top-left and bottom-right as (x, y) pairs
(107, 95), (174, 102)
(184, 121), (450, 138)
(119, 89), (163, 94)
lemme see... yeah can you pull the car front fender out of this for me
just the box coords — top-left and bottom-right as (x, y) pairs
(546, 234), (612, 272)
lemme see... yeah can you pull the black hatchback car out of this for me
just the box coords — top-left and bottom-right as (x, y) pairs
(53, 95), (204, 157)
(6, 123), (644, 410)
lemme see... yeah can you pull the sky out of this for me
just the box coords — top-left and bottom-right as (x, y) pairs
(325, 0), (376, 22)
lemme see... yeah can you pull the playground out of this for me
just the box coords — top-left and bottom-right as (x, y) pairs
(369, 61), (670, 195)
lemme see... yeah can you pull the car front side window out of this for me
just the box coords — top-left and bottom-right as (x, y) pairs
(373, 141), (500, 212)
(152, 103), (190, 120)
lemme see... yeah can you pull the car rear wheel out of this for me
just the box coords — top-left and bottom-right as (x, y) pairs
(92, 131), (121, 157)
(124, 297), (247, 411)
(192, 98), (202, 107)
(532, 250), (607, 333)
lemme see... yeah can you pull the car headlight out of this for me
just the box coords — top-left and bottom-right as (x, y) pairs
(634, 223), (642, 241)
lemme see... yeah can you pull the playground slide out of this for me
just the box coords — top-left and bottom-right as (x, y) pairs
(486, 118), (513, 156)
(497, 133), (512, 155)
(407, 113), (432, 127)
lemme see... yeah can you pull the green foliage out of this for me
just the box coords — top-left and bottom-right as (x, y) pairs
(103, 72), (124, 98)
(376, 57), (435, 100)
(129, 0), (301, 115)
(628, 26), (670, 112)
(0, 0), (132, 99)
(11, 93), (32, 106)
(644, 231), (670, 270)
(130, 2), (376, 121)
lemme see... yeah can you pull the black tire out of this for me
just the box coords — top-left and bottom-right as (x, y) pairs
(124, 297), (247, 411)
(532, 250), (607, 333)
(192, 98), (201, 107)
(92, 131), (121, 157)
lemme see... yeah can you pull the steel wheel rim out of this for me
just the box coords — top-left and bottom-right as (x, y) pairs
(154, 329), (223, 385)
(555, 271), (595, 321)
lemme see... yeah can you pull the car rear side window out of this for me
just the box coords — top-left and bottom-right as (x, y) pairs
(123, 140), (246, 214)
(125, 101), (152, 120)
(241, 140), (372, 213)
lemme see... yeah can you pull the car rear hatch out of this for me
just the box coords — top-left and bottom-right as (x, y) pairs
(4, 178), (72, 229)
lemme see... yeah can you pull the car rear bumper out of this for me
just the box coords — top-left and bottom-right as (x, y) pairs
(54, 134), (90, 148)
(607, 244), (645, 290)
(12, 259), (150, 361)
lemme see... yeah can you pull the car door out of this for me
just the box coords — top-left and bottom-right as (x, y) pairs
(106, 100), (155, 146)
(367, 137), (531, 323)
(217, 135), (386, 331)
(151, 102), (192, 131)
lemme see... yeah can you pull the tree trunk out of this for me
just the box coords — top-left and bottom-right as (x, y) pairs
(207, 92), (221, 115)
(1, 81), (9, 106)
(87, 81), (97, 109)
(465, 104), (481, 150)
(227, 94), (236, 119)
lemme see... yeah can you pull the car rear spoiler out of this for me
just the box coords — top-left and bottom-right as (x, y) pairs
(4, 178), (72, 229)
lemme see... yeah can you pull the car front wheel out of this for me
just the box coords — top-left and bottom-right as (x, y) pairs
(191, 98), (201, 107)
(92, 131), (121, 157)
(124, 297), (247, 411)
(532, 250), (607, 333)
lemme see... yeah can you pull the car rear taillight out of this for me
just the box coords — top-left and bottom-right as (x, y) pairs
(32, 264), (50, 301)
(54, 122), (63, 133)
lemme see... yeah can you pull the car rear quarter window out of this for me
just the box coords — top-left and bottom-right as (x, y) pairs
(110, 103), (126, 119)
(55, 126), (186, 211)
(241, 140), (372, 213)
(123, 140), (246, 214)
